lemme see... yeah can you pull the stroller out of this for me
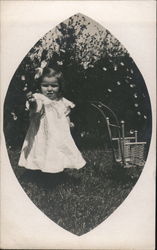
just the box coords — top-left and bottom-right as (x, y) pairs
(90, 101), (146, 168)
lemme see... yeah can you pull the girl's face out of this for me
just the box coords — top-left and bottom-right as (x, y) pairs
(41, 76), (60, 100)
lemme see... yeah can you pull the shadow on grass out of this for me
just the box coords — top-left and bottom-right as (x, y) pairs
(20, 169), (82, 189)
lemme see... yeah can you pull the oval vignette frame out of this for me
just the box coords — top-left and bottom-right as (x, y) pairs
(3, 13), (152, 236)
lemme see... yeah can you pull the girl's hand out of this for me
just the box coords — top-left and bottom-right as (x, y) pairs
(26, 92), (37, 111)
(26, 92), (36, 103)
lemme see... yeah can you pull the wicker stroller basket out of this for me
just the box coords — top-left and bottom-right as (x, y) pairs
(125, 142), (146, 167)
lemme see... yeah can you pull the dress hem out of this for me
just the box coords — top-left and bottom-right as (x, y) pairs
(18, 163), (86, 173)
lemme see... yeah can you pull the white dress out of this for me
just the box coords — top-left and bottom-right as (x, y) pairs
(18, 93), (86, 173)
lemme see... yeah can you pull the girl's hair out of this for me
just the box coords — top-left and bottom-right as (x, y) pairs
(36, 67), (64, 96)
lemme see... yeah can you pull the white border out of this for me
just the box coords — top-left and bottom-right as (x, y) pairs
(1, 1), (156, 249)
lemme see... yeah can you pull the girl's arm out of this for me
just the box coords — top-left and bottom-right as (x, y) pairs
(63, 98), (75, 127)
(65, 109), (75, 128)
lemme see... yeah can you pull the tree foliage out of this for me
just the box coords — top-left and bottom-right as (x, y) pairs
(4, 14), (151, 149)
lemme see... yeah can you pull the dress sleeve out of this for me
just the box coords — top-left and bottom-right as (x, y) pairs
(62, 98), (75, 116)
(63, 98), (75, 109)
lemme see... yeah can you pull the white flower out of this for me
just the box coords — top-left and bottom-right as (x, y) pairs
(130, 84), (135, 88)
(134, 103), (138, 107)
(89, 64), (94, 68)
(114, 65), (117, 71)
(57, 61), (63, 65)
(144, 115), (147, 119)
(80, 131), (86, 137)
(60, 49), (65, 53)
(102, 67), (107, 71)
(117, 81), (121, 85)
(23, 87), (27, 91)
(21, 75), (25, 81)
(107, 88), (112, 92)
(137, 111), (141, 115)
(134, 93), (138, 98)
(120, 62), (124, 66)
(11, 112), (17, 120)
(83, 62), (89, 70)
(41, 60), (47, 68)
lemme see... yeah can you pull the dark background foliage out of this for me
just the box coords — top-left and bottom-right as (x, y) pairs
(4, 13), (151, 153)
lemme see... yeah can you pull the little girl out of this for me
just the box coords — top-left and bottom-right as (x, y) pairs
(18, 67), (86, 173)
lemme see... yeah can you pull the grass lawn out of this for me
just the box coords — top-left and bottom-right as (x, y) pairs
(8, 146), (144, 236)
